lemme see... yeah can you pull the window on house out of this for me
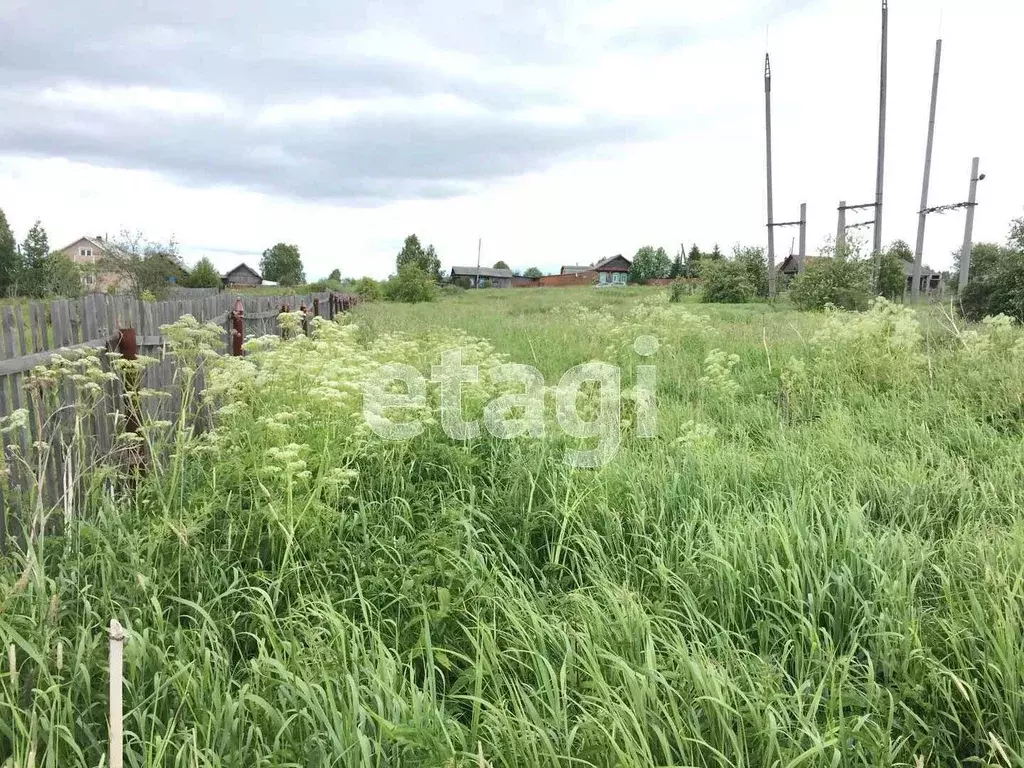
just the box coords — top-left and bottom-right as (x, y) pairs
(86, 249), (92, 257)
(80, 248), (86, 257)
(84, 274), (95, 286)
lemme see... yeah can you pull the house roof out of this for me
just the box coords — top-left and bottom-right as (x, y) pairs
(222, 262), (263, 281)
(594, 255), (631, 271)
(450, 266), (513, 278)
(560, 265), (593, 274)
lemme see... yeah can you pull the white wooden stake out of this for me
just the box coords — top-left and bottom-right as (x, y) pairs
(109, 619), (126, 768)
(7, 643), (16, 692)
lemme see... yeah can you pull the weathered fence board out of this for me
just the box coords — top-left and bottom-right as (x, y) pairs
(0, 290), (350, 549)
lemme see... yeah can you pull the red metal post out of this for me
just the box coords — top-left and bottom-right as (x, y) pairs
(231, 296), (245, 356)
(115, 327), (145, 471)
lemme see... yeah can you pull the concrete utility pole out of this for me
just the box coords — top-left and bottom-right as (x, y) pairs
(836, 201), (847, 256)
(912, 39), (942, 301)
(476, 237), (482, 289)
(958, 157), (981, 291)
(798, 202), (807, 272)
(873, 0), (889, 275)
(764, 53), (777, 299)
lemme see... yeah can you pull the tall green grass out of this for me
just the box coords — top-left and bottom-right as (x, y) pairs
(1, 290), (1023, 767)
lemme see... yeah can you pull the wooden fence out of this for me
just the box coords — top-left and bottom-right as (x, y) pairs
(0, 290), (357, 551)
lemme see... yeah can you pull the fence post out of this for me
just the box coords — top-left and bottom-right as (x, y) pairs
(114, 328), (146, 474)
(313, 297), (320, 319)
(300, 304), (310, 336)
(231, 297), (245, 357)
(109, 619), (126, 768)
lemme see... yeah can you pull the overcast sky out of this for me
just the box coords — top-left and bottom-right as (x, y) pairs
(0, 0), (1020, 279)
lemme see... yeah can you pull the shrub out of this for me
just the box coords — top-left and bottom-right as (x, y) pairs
(733, 246), (769, 298)
(306, 278), (345, 293)
(700, 260), (753, 304)
(959, 243), (1024, 323)
(669, 279), (691, 303)
(352, 276), (383, 301)
(790, 256), (870, 311)
(384, 264), (437, 303)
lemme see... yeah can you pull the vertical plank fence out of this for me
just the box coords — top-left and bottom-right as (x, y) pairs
(0, 290), (357, 551)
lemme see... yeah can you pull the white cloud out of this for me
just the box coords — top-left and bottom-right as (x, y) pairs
(0, 0), (1021, 281)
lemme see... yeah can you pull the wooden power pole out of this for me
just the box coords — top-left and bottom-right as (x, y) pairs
(912, 40), (942, 301)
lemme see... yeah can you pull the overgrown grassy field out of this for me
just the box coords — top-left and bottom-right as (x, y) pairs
(2, 287), (1023, 767)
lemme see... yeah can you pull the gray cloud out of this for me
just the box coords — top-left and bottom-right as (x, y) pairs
(0, 0), (648, 203)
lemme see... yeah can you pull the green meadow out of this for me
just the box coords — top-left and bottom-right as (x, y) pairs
(2, 286), (1023, 767)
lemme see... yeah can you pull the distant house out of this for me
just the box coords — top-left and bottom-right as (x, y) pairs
(449, 266), (513, 288)
(58, 235), (125, 292)
(594, 255), (631, 286)
(560, 265), (593, 275)
(902, 261), (943, 294)
(222, 262), (264, 288)
(777, 254), (814, 280)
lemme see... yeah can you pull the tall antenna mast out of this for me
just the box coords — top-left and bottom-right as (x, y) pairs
(764, 53), (776, 299)
(872, 0), (889, 276)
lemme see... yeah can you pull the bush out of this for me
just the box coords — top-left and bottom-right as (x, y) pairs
(700, 260), (753, 304)
(352, 276), (383, 301)
(733, 246), (769, 298)
(184, 257), (223, 288)
(790, 256), (871, 311)
(306, 278), (345, 293)
(960, 245), (1024, 322)
(384, 265), (437, 303)
(668, 279), (692, 303)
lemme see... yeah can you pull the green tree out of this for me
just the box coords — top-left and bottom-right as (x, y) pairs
(0, 208), (21, 297)
(877, 240), (912, 300)
(1009, 213), (1024, 251)
(669, 246), (685, 279)
(628, 246), (672, 284)
(385, 263), (437, 303)
(102, 230), (186, 298)
(684, 244), (702, 277)
(959, 241), (1024, 322)
(396, 235), (442, 282)
(46, 254), (82, 298)
(260, 243), (305, 286)
(732, 245), (769, 298)
(524, 267), (543, 279)
(328, 268), (342, 281)
(700, 260), (754, 304)
(790, 255), (871, 311)
(20, 220), (50, 298)
(353, 276), (383, 301)
(184, 257), (223, 288)
(493, 260), (510, 270)
(710, 243), (724, 260)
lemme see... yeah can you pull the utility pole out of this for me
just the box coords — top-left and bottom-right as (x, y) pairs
(476, 237), (482, 289)
(958, 157), (981, 291)
(873, 0), (889, 276)
(912, 39), (942, 301)
(764, 53), (777, 299)
(836, 201), (847, 257)
(798, 203), (807, 272)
